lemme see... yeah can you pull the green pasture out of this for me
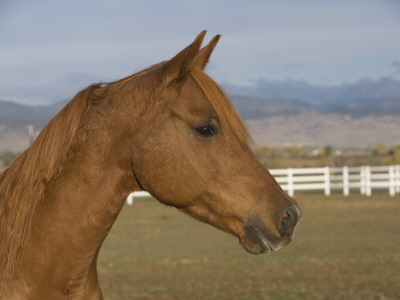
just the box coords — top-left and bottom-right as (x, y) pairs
(98, 193), (400, 300)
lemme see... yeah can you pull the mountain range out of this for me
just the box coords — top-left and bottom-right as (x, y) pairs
(1, 77), (400, 151)
(224, 77), (400, 109)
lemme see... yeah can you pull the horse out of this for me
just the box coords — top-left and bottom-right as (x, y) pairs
(0, 31), (301, 299)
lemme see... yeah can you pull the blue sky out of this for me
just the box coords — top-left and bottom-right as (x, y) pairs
(1, 0), (400, 105)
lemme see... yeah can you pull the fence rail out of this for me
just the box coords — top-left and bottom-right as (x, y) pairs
(270, 165), (400, 197)
(126, 165), (400, 204)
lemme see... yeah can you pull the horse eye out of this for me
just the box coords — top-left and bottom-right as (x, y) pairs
(195, 125), (218, 138)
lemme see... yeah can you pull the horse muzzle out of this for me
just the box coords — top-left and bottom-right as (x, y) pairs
(241, 206), (301, 254)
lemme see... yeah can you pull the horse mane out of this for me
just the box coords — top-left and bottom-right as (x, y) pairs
(0, 84), (100, 282)
(189, 68), (251, 148)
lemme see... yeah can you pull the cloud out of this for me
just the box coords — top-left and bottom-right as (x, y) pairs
(392, 61), (400, 73)
(2, 1), (400, 104)
(0, 72), (104, 105)
(283, 63), (306, 72)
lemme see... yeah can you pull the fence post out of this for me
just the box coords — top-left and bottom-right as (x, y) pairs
(395, 165), (400, 194)
(342, 166), (349, 196)
(365, 166), (371, 196)
(126, 192), (134, 205)
(389, 165), (395, 197)
(324, 166), (331, 196)
(287, 168), (294, 197)
(360, 166), (365, 195)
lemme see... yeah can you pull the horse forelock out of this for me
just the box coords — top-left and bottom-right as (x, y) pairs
(189, 68), (251, 149)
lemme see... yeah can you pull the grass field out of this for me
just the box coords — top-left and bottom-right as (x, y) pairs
(98, 193), (400, 300)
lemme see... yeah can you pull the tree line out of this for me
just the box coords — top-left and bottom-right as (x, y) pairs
(253, 144), (400, 169)
(1, 144), (399, 171)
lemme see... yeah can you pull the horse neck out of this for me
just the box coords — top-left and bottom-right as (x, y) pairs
(34, 107), (139, 254)
(14, 103), (140, 294)
(35, 80), (150, 250)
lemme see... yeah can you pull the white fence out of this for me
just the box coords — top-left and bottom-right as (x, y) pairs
(126, 165), (400, 204)
(270, 165), (400, 197)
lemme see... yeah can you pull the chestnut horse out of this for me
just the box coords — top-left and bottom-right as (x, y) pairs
(0, 31), (301, 299)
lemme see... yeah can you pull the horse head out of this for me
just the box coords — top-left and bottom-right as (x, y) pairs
(128, 31), (302, 253)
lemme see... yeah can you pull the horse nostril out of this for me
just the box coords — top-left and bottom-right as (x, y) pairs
(280, 207), (299, 235)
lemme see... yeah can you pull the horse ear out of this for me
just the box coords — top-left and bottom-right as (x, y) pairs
(161, 30), (206, 85)
(193, 34), (221, 70)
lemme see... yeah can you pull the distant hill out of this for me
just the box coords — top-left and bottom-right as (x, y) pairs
(326, 97), (400, 116)
(1, 77), (400, 151)
(224, 77), (400, 109)
(231, 96), (317, 120)
(0, 100), (66, 128)
(248, 113), (400, 148)
(0, 100), (66, 151)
